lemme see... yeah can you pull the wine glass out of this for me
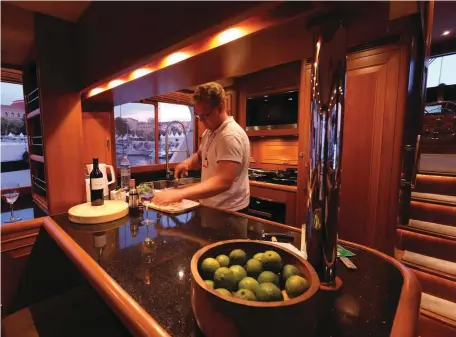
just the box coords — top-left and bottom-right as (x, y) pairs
(140, 183), (155, 226)
(2, 183), (22, 223)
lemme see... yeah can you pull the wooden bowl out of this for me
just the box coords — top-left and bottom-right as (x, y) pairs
(191, 240), (320, 337)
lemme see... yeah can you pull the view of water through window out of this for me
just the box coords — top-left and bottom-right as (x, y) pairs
(1, 81), (30, 188)
(114, 102), (193, 167)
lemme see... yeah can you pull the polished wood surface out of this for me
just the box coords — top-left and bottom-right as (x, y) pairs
(42, 217), (171, 337)
(339, 43), (409, 255)
(1, 218), (43, 317)
(250, 138), (299, 167)
(35, 14), (85, 214)
(249, 180), (297, 193)
(190, 239), (319, 337)
(82, 112), (113, 166)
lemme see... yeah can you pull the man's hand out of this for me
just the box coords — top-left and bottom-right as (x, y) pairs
(152, 189), (184, 206)
(174, 161), (189, 179)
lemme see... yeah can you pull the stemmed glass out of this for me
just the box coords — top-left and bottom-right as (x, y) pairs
(2, 183), (22, 223)
(139, 183), (155, 226)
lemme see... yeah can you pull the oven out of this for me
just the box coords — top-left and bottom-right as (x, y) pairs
(247, 196), (286, 224)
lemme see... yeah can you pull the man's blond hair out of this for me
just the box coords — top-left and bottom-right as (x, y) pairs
(192, 82), (225, 110)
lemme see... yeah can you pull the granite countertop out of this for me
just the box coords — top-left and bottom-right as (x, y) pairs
(51, 206), (403, 337)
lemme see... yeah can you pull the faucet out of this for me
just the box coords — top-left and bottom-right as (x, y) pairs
(165, 121), (191, 180)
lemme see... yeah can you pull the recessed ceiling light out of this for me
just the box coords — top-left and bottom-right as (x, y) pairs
(442, 31), (450, 36)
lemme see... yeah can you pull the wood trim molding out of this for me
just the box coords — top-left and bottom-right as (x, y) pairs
(42, 217), (171, 337)
(339, 239), (422, 337)
(0, 217), (44, 236)
(249, 180), (297, 193)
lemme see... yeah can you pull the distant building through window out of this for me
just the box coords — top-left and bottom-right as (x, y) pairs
(1, 81), (30, 188)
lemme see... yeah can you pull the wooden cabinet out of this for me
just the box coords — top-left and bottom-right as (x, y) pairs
(249, 182), (297, 226)
(338, 44), (409, 255)
(23, 14), (85, 215)
(82, 112), (114, 166)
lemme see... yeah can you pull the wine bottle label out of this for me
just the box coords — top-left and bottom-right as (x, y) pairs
(91, 178), (104, 190)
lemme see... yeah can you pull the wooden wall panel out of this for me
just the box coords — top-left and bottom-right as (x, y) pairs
(249, 138), (298, 168)
(35, 14), (85, 214)
(338, 44), (408, 255)
(82, 112), (113, 166)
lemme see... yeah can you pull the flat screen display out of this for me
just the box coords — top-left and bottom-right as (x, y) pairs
(246, 90), (298, 129)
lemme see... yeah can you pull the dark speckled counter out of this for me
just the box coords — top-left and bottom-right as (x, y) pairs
(43, 206), (413, 337)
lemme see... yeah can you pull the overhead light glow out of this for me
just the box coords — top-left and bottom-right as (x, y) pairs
(131, 68), (152, 80)
(108, 79), (124, 89)
(89, 87), (105, 96)
(214, 28), (244, 46)
(442, 31), (450, 36)
(164, 52), (190, 66)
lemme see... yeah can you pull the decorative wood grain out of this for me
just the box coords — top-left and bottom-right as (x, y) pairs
(338, 44), (408, 254)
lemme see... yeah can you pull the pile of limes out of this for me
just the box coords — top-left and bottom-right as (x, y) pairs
(199, 248), (309, 302)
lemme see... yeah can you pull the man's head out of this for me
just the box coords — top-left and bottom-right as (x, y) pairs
(192, 82), (227, 130)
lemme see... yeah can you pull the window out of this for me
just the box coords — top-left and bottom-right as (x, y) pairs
(114, 101), (194, 167)
(114, 103), (156, 167)
(427, 53), (456, 88)
(158, 102), (194, 164)
(1, 81), (30, 188)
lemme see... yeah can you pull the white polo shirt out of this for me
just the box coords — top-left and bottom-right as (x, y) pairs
(200, 117), (250, 211)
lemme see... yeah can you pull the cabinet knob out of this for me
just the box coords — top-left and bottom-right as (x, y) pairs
(299, 152), (304, 158)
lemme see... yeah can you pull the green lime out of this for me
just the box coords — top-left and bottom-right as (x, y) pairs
(256, 282), (283, 302)
(282, 264), (300, 281)
(238, 277), (260, 294)
(262, 250), (283, 273)
(214, 267), (237, 291)
(204, 280), (215, 289)
(285, 275), (309, 298)
(229, 265), (247, 284)
(229, 249), (248, 266)
(215, 288), (232, 297)
(257, 271), (279, 286)
(253, 252), (264, 262)
(245, 258), (263, 278)
(200, 258), (220, 279)
(234, 288), (256, 301)
(215, 254), (230, 268)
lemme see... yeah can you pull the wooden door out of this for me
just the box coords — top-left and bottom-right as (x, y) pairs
(338, 44), (408, 255)
(82, 112), (113, 168)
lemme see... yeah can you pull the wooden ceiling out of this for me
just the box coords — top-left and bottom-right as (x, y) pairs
(1, 1), (91, 68)
(5, 1), (91, 23)
(432, 2), (456, 44)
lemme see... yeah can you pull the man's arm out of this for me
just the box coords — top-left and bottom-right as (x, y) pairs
(152, 161), (238, 205)
(179, 160), (239, 200)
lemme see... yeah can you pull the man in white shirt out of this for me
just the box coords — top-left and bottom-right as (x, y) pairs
(152, 82), (250, 212)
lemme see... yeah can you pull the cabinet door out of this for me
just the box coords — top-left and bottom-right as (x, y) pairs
(338, 44), (408, 254)
(82, 112), (113, 166)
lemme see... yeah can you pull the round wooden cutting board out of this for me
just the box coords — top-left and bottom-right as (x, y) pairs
(68, 200), (129, 224)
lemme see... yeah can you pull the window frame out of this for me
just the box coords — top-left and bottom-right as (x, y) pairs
(113, 99), (198, 174)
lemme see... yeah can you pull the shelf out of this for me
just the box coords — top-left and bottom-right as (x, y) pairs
(30, 154), (45, 163)
(27, 108), (41, 119)
(32, 193), (49, 213)
(246, 128), (298, 137)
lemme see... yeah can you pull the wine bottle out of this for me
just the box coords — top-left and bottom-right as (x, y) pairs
(90, 158), (104, 206)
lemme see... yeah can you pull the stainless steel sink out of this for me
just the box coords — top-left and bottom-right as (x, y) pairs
(149, 178), (200, 190)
